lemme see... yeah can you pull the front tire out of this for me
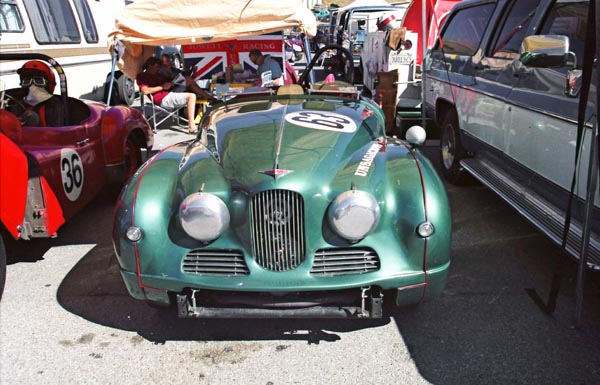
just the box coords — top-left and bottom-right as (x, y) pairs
(440, 109), (467, 184)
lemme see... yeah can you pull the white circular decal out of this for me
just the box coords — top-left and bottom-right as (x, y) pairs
(285, 111), (357, 133)
(60, 148), (84, 201)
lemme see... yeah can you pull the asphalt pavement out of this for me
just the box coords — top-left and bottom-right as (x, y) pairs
(1, 113), (600, 385)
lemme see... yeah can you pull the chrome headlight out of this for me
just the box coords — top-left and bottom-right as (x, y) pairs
(327, 190), (380, 242)
(179, 192), (230, 242)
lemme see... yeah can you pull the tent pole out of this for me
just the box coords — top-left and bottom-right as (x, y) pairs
(421, 0), (427, 129)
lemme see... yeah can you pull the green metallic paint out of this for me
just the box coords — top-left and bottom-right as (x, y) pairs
(113, 95), (452, 308)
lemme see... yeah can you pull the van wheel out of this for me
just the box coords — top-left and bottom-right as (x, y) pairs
(0, 233), (6, 301)
(117, 75), (136, 106)
(440, 109), (466, 184)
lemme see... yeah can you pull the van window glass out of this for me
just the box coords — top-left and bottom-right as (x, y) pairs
(22, 0), (80, 44)
(491, 0), (542, 59)
(72, 0), (98, 43)
(0, 1), (24, 32)
(539, 0), (588, 69)
(440, 4), (495, 55)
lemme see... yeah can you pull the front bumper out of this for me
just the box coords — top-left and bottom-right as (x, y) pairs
(119, 261), (449, 318)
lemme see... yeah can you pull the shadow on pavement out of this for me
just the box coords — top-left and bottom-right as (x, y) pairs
(391, 175), (600, 385)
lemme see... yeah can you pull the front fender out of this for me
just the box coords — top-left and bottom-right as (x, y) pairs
(0, 131), (27, 239)
(101, 105), (153, 165)
(113, 141), (210, 271)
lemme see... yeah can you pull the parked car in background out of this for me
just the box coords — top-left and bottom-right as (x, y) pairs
(314, 9), (330, 21)
(424, 0), (599, 267)
(154, 45), (185, 70)
(284, 32), (305, 62)
(0, 53), (154, 300)
(334, 5), (407, 68)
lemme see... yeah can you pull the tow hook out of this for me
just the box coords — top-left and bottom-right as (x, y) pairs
(359, 286), (383, 318)
(177, 289), (200, 317)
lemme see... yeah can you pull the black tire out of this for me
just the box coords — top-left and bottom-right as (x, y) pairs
(124, 134), (143, 180)
(294, 51), (303, 62)
(0, 234), (6, 302)
(440, 109), (467, 184)
(117, 75), (136, 106)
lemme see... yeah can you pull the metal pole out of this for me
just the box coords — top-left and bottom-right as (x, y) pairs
(107, 47), (118, 105)
(421, 0), (427, 129)
(574, 118), (598, 328)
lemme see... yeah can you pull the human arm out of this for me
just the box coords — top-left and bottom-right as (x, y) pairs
(185, 76), (218, 102)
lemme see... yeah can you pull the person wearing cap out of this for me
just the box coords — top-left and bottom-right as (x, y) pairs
(248, 48), (283, 87)
(136, 57), (215, 134)
(11, 60), (64, 127)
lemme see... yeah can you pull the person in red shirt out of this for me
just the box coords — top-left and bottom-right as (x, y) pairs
(137, 57), (215, 134)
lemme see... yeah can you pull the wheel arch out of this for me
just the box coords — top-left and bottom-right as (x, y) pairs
(434, 98), (456, 128)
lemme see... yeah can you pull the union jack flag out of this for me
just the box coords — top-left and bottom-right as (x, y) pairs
(183, 33), (285, 80)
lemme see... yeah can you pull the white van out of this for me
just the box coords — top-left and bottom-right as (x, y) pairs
(0, 0), (134, 105)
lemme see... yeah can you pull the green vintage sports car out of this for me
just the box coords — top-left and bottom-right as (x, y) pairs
(112, 88), (451, 318)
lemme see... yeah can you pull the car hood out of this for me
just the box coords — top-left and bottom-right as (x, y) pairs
(180, 98), (392, 190)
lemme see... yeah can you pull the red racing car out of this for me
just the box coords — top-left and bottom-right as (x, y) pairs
(0, 53), (154, 300)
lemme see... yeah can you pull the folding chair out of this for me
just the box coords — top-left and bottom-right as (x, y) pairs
(141, 93), (188, 132)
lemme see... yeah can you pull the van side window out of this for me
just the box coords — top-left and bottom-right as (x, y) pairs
(491, 1), (542, 59)
(22, 0), (80, 44)
(0, 0), (24, 32)
(439, 4), (495, 55)
(539, 0), (588, 70)
(72, 0), (98, 43)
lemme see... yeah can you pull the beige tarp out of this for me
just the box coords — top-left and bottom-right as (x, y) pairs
(108, 0), (317, 79)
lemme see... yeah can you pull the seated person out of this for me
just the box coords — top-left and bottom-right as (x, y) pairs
(9, 60), (64, 127)
(137, 57), (216, 134)
(249, 48), (283, 87)
(159, 53), (181, 80)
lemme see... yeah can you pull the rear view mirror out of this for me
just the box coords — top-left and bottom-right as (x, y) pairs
(520, 35), (570, 68)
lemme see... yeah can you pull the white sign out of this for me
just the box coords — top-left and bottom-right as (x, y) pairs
(285, 111), (357, 133)
(60, 148), (84, 201)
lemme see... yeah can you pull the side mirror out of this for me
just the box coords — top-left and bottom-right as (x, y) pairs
(405, 125), (426, 146)
(519, 35), (570, 68)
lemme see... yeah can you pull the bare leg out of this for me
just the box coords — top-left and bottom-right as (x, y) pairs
(187, 93), (197, 133)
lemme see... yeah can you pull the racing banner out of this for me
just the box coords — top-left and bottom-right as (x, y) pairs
(183, 33), (284, 80)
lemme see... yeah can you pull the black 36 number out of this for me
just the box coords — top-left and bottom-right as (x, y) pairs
(62, 153), (83, 193)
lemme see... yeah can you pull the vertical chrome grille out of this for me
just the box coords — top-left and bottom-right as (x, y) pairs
(251, 189), (305, 271)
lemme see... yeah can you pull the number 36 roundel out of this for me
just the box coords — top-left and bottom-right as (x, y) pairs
(60, 148), (84, 202)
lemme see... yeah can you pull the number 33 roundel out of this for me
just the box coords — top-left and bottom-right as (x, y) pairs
(285, 111), (357, 133)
